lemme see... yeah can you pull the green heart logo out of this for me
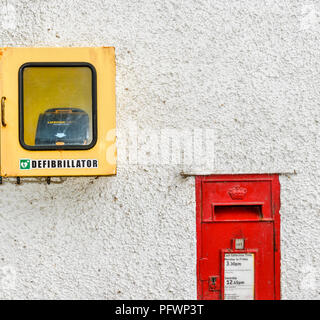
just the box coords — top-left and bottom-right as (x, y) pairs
(20, 159), (30, 170)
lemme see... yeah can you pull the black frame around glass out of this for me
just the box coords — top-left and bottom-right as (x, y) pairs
(19, 62), (97, 150)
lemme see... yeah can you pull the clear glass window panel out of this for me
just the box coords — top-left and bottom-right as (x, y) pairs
(22, 66), (93, 147)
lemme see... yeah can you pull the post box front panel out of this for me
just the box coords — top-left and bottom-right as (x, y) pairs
(201, 221), (275, 300)
(196, 174), (280, 300)
(0, 47), (116, 177)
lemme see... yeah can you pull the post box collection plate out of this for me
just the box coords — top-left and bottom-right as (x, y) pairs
(224, 253), (255, 300)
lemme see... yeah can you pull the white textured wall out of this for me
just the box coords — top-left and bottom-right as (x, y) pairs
(0, 0), (319, 299)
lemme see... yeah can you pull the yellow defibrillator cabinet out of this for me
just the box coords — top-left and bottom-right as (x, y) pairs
(0, 47), (116, 177)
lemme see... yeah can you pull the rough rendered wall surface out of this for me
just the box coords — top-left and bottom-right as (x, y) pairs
(0, 0), (319, 299)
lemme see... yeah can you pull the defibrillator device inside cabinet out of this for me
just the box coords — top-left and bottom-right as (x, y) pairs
(35, 107), (89, 146)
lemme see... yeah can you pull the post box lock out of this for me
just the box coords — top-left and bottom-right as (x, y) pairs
(208, 275), (220, 291)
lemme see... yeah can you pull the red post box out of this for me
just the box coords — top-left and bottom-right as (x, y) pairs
(196, 174), (280, 300)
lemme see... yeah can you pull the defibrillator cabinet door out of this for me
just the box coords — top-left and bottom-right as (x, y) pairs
(0, 47), (116, 177)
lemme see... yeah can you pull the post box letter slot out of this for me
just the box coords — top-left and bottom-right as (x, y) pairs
(213, 204), (263, 221)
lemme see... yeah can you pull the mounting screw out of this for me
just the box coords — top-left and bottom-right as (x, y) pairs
(16, 177), (21, 185)
(46, 177), (51, 185)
